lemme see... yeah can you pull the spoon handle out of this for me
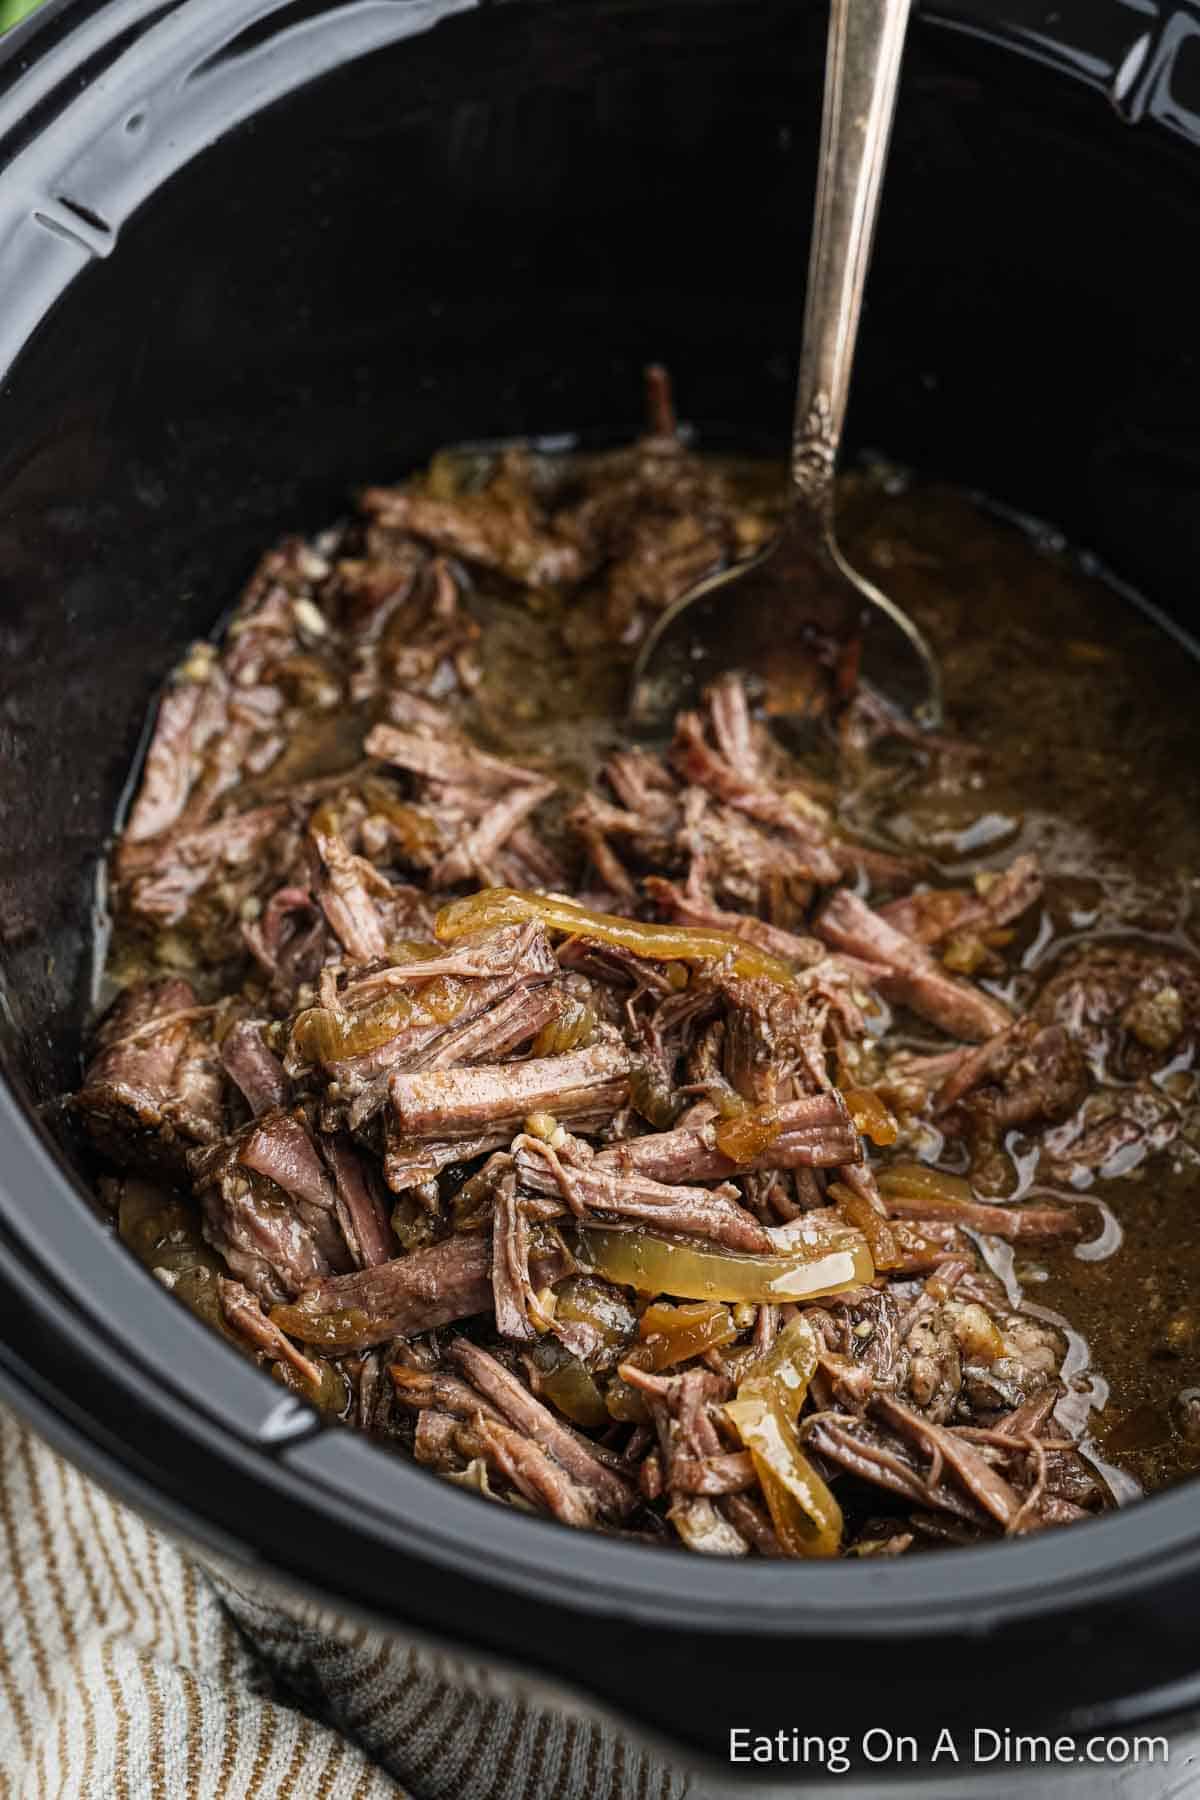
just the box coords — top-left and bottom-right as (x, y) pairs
(791, 0), (912, 522)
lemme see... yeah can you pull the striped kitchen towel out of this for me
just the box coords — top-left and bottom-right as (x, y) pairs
(0, 1404), (687, 1799)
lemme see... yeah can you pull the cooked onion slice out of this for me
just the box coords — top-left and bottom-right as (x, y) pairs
(724, 1394), (843, 1558)
(636, 1300), (739, 1370)
(570, 1222), (873, 1302)
(721, 1312), (842, 1555)
(739, 1313), (822, 1416)
(435, 887), (794, 983)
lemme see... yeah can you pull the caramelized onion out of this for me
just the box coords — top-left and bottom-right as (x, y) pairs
(292, 975), (467, 1065)
(554, 1276), (638, 1354)
(532, 996), (597, 1056)
(738, 1313), (822, 1417)
(268, 1304), (375, 1347)
(713, 1105), (784, 1163)
(272, 1356), (350, 1415)
(829, 1180), (903, 1272)
(603, 1372), (651, 1423)
(841, 1086), (899, 1147)
(117, 1182), (228, 1334)
(725, 1294), (836, 1561)
(877, 1163), (974, 1206)
(571, 1223), (873, 1303)
(360, 779), (444, 856)
(636, 1300), (738, 1369)
(629, 1062), (684, 1130)
(724, 1393), (843, 1557)
(537, 1357), (610, 1428)
(435, 888), (794, 982)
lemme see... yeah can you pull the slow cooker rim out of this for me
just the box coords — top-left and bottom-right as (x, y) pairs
(2, 0), (1199, 1653)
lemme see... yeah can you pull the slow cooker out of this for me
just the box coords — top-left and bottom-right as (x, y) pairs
(2, 0), (1200, 1787)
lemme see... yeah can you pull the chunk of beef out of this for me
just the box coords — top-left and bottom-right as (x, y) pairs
(583, 1092), (860, 1185)
(878, 855), (1042, 947)
(391, 1355), (601, 1521)
(282, 1231), (573, 1348)
(512, 1131), (774, 1252)
(381, 1127), (516, 1194)
(1034, 942), (1200, 1078)
(671, 712), (841, 879)
(809, 1350), (876, 1413)
(813, 1288), (903, 1385)
(190, 1109), (353, 1302)
(325, 971), (565, 1136)
(308, 815), (388, 961)
(115, 803), (290, 927)
(340, 922), (557, 996)
(389, 1040), (633, 1141)
(432, 779), (556, 888)
(801, 1412), (988, 1525)
(242, 885), (328, 1003)
(960, 1313), (1065, 1417)
(705, 673), (762, 783)
(390, 1364), (507, 1427)
(119, 546), (319, 850)
(410, 1409), (482, 1473)
(491, 1168), (555, 1340)
(198, 1175), (333, 1305)
(473, 1418), (597, 1525)
(321, 1135), (394, 1268)
(1042, 1083), (1181, 1181)
(361, 487), (585, 590)
(220, 1020), (290, 1116)
(123, 677), (213, 846)
(294, 927), (562, 1126)
(618, 1363), (751, 1496)
(810, 1395), (1022, 1529)
(719, 977), (811, 1104)
(935, 1017), (1088, 1126)
(234, 1110), (337, 1214)
(364, 721), (550, 794)
(816, 890), (1011, 1042)
(418, 981), (567, 1069)
(218, 1277), (324, 1391)
(74, 979), (225, 1175)
(846, 1521), (915, 1557)
(447, 1340), (637, 1518)
(711, 801), (839, 903)
(899, 1304), (962, 1423)
(877, 1183), (1084, 1242)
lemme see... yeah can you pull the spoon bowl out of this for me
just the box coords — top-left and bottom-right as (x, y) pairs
(628, 0), (941, 738)
(629, 507), (942, 736)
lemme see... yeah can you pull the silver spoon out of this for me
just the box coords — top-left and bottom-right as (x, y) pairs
(629, 0), (941, 736)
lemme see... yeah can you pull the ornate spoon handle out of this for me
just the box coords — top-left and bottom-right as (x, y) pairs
(791, 0), (913, 525)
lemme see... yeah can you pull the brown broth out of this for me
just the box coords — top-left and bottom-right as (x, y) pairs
(837, 472), (1200, 1495)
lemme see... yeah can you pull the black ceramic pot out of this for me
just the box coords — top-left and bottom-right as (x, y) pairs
(2, 0), (1200, 1784)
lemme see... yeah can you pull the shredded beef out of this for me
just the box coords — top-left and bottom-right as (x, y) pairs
(74, 980), (225, 1174)
(79, 394), (1182, 1556)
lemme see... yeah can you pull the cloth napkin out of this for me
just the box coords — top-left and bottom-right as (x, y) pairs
(0, 1404), (687, 1799)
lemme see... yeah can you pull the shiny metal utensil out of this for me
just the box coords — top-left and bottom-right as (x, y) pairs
(629, 0), (941, 736)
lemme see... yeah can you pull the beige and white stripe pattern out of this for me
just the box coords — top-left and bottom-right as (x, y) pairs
(0, 1404), (688, 1799)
